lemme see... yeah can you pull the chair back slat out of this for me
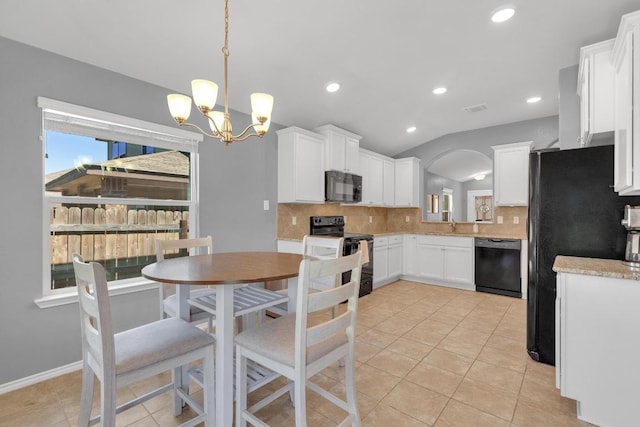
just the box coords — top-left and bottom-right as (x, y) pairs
(307, 311), (351, 347)
(155, 236), (213, 261)
(307, 280), (355, 313)
(303, 236), (344, 290)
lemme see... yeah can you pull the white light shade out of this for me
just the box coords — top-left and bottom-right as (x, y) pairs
(527, 96), (542, 103)
(207, 111), (225, 134)
(406, 126), (417, 133)
(491, 8), (515, 23)
(252, 113), (271, 134)
(251, 93), (274, 119)
(474, 174), (486, 181)
(167, 94), (192, 121)
(191, 79), (218, 111)
(433, 87), (447, 95)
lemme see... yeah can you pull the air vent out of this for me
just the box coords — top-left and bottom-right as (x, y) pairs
(463, 103), (488, 113)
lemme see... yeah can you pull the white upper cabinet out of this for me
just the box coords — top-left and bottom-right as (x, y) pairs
(578, 39), (615, 146)
(394, 157), (420, 207)
(276, 127), (325, 203)
(359, 149), (384, 205)
(492, 141), (533, 206)
(383, 159), (395, 206)
(314, 124), (361, 173)
(613, 11), (640, 195)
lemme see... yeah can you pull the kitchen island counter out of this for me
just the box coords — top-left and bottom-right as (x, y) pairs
(553, 255), (640, 281)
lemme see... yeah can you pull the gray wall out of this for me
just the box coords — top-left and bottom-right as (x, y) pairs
(396, 115), (559, 221)
(0, 36), (280, 385)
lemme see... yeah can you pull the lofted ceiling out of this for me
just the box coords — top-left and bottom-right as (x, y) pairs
(1, 0), (639, 156)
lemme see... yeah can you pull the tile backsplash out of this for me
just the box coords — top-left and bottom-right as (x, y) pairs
(277, 203), (527, 240)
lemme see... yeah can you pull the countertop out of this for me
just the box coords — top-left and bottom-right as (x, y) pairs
(279, 231), (525, 242)
(553, 255), (640, 281)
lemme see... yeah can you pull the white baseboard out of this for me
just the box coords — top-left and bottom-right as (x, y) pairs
(0, 360), (82, 395)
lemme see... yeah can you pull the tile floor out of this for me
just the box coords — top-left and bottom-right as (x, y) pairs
(0, 280), (593, 426)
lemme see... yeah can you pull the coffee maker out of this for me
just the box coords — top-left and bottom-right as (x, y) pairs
(621, 205), (640, 267)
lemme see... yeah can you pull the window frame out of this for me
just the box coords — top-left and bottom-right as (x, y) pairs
(36, 97), (203, 308)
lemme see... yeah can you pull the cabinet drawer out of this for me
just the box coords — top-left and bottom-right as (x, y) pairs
(417, 235), (473, 248)
(374, 236), (389, 247)
(389, 235), (403, 245)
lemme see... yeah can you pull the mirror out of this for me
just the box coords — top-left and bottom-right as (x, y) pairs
(423, 150), (494, 222)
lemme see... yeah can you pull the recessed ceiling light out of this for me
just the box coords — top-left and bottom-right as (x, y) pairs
(491, 7), (515, 23)
(474, 174), (486, 181)
(433, 87), (447, 95)
(406, 126), (417, 133)
(326, 82), (340, 93)
(527, 96), (542, 104)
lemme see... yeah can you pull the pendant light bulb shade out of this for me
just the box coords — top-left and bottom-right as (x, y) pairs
(167, 94), (192, 123)
(207, 111), (225, 135)
(251, 93), (274, 122)
(252, 112), (271, 134)
(191, 79), (218, 112)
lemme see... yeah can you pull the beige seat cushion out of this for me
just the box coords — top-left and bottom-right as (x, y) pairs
(235, 315), (347, 367)
(115, 317), (215, 375)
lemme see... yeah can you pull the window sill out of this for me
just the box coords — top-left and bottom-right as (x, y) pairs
(34, 279), (160, 308)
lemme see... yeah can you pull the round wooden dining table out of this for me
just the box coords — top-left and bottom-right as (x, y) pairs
(142, 251), (303, 427)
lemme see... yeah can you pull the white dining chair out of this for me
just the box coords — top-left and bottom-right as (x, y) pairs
(269, 235), (344, 317)
(72, 253), (215, 427)
(156, 236), (216, 331)
(235, 249), (364, 427)
(156, 236), (288, 333)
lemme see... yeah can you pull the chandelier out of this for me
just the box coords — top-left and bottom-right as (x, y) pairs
(166, 0), (274, 145)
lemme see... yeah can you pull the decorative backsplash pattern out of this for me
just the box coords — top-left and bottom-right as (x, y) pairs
(277, 203), (528, 240)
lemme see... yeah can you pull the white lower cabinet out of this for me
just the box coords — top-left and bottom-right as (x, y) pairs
(415, 235), (474, 290)
(373, 235), (402, 288)
(556, 271), (640, 427)
(402, 234), (418, 276)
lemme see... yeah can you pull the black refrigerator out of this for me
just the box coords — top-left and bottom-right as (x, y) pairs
(527, 144), (640, 365)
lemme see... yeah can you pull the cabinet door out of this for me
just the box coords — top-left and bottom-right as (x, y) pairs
(295, 133), (326, 201)
(417, 244), (444, 279)
(614, 31), (634, 193)
(345, 137), (360, 173)
(368, 156), (384, 205)
(493, 143), (531, 206)
(443, 247), (473, 285)
(373, 246), (388, 284)
(403, 235), (418, 276)
(382, 159), (395, 206)
(394, 159), (419, 207)
(388, 244), (402, 278)
(359, 152), (371, 204)
(326, 133), (347, 172)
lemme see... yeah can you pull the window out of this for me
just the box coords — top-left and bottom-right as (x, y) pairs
(38, 97), (202, 301)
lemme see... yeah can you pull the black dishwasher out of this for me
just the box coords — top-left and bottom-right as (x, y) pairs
(475, 238), (521, 298)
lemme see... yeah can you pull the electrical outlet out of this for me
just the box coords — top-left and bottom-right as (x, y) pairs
(344, 216), (348, 224)
(292, 216), (297, 225)
(369, 216), (373, 223)
(513, 216), (519, 224)
(497, 215), (504, 224)
(405, 215), (410, 223)
(263, 200), (269, 211)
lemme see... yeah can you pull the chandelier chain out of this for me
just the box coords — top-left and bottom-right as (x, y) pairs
(222, 0), (230, 115)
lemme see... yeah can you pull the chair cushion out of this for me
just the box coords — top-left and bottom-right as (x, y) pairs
(235, 315), (347, 368)
(163, 288), (216, 317)
(115, 317), (215, 375)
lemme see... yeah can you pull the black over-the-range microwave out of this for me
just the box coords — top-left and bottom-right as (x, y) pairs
(325, 170), (362, 203)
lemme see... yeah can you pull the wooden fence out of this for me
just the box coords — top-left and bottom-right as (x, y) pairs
(50, 204), (189, 265)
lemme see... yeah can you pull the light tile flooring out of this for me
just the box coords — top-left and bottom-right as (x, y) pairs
(0, 280), (593, 426)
